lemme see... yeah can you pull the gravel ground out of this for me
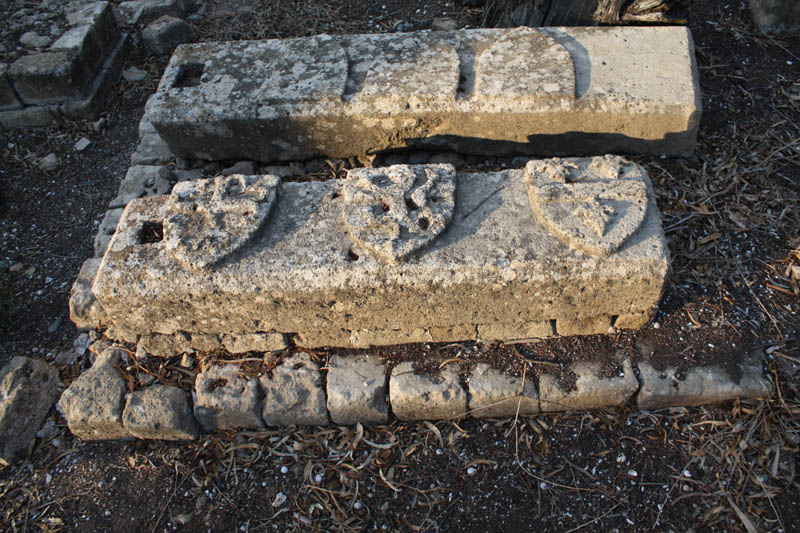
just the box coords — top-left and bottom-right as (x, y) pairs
(0, 0), (799, 531)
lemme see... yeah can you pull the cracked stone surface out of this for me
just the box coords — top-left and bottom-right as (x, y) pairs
(69, 258), (109, 331)
(194, 364), (264, 431)
(59, 349), (130, 441)
(260, 353), (328, 426)
(147, 26), (699, 162)
(468, 363), (539, 418)
(390, 361), (467, 421)
(326, 355), (389, 425)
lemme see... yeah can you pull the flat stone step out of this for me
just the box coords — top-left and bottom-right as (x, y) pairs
(89, 157), (669, 352)
(147, 26), (700, 162)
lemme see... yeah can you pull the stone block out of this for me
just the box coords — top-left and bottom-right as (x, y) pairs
(221, 332), (288, 353)
(390, 361), (467, 420)
(115, 0), (189, 26)
(194, 364), (264, 430)
(130, 132), (174, 165)
(260, 353), (328, 426)
(59, 348), (130, 440)
(326, 354), (389, 425)
(0, 357), (62, 463)
(142, 15), (195, 56)
(468, 363), (539, 418)
(93, 158), (669, 348)
(148, 26), (700, 162)
(0, 105), (59, 130)
(94, 208), (124, 257)
(0, 65), (22, 111)
(9, 52), (92, 105)
(137, 332), (222, 356)
(539, 358), (638, 412)
(110, 165), (176, 208)
(123, 384), (200, 440)
(637, 357), (773, 410)
(749, 0), (800, 33)
(69, 257), (110, 330)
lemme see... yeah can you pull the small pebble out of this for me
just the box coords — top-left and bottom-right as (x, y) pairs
(280, 465), (289, 474)
(466, 467), (477, 475)
(75, 137), (91, 151)
(314, 473), (323, 483)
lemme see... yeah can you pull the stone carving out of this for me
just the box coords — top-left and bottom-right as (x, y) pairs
(525, 156), (648, 257)
(163, 174), (279, 270)
(475, 27), (574, 101)
(341, 164), (456, 264)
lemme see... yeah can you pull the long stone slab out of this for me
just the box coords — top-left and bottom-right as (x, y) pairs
(147, 26), (700, 162)
(91, 157), (669, 350)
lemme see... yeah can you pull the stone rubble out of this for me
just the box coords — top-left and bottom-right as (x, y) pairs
(326, 355), (389, 425)
(260, 353), (329, 426)
(390, 362), (467, 421)
(122, 383), (200, 440)
(1, 2), (131, 129)
(0, 357), (62, 463)
(193, 364), (264, 431)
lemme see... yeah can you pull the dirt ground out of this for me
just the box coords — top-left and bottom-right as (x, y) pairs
(1, 0), (799, 531)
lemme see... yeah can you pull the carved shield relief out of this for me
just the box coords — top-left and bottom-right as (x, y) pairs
(525, 156), (649, 257)
(341, 164), (457, 264)
(163, 174), (279, 270)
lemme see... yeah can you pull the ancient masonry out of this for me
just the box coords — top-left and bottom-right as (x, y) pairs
(0, 2), (130, 130)
(148, 26), (701, 160)
(55, 26), (773, 440)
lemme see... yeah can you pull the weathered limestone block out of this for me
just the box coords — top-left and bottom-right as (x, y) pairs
(59, 349), (130, 440)
(326, 355), (389, 424)
(0, 65), (22, 111)
(0, 357), (62, 463)
(53, 3), (120, 74)
(123, 384), (200, 440)
(69, 258), (110, 330)
(468, 363), (539, 418)
(94, 208), (124, 257)
(221, 332), (288, 353)
(148, 26), (700, 162)
(260, 353), (328, 426)
(130, 131), (174, 165)
(637, 357), (773, 410)
(9, 52), (92, 105)
(137, 332), (222, 356)
(142, 15), (195, 56)
(115, 0), (189, 26)
(194, 365), (264, 430)
(539, 358), (638, 411)
(390, 361), (467, 420)
(93, 158), (668, 349)
(110, 165), (177, 208)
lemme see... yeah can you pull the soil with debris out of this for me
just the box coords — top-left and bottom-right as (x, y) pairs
(1, 0), (799, 531)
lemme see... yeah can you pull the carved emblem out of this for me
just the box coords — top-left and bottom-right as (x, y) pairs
(163, 174), (279, 270)
(525, 156), (648, 257)
(341, 164), (456, 264)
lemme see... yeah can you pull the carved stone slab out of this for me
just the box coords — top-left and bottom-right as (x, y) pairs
(93, 160), (669, 350)
(341, 164), (456, 264)
(525, 156), (649, 257)
(163, 174), (279, 270)
(147, 26), (700, 161)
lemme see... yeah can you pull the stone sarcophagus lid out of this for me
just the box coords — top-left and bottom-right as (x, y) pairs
(146, 26), (700, 162)
(91, 157), (669, 354)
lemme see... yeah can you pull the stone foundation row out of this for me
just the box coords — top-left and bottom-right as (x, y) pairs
(0, 2), (130, 129)
(58, 346), (773, 441)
